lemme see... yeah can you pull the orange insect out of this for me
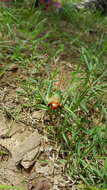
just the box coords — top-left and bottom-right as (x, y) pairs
(48, 93), (61, 109)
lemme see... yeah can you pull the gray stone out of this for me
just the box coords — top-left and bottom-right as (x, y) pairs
(14, 131), (41, 168)
(0, 120), (41, 169)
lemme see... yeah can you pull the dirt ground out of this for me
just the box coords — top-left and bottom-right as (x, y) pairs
(0, 54), (74, 190)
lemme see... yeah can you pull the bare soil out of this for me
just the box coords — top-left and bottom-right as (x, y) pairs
(0, 55), (73, 190)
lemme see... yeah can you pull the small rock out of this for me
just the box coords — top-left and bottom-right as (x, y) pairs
(0, 121), (41, 169)
(13, 131), (41, 168)
(32, 110), (45, 120)
(28, 178), (51, 190)
(35, 162), (54, 176)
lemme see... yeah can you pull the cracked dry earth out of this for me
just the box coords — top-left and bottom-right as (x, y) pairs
(0, 60), (73, 190)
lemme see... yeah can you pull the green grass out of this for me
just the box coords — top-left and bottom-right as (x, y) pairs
(0, 184), (23, 190)
(0, 0), (107, 189)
